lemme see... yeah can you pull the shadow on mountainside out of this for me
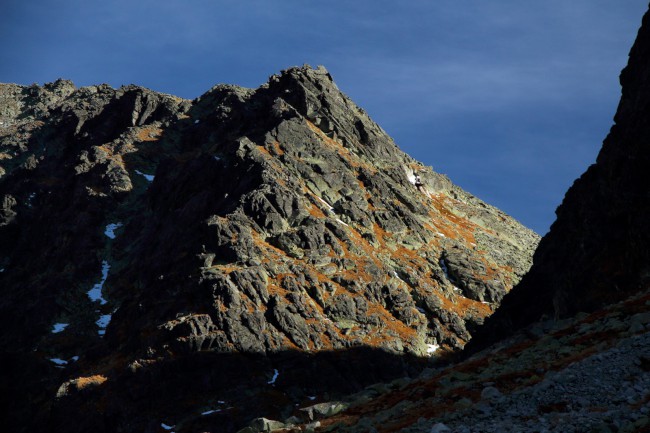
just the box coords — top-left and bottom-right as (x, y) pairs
(5, 346), (434, 433)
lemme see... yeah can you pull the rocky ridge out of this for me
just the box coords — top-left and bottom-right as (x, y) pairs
(257, 5), (650, 433)
(0, 67), (537, 431)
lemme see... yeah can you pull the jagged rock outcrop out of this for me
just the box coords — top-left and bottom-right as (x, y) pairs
(468, 5), (650, 351)
(264, 7), (650, 433)
(0, 66), (537, 432)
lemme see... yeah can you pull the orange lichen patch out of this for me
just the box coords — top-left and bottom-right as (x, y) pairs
(95, 144), (115, 156)
(427, 194), (478, 244)
(268, 140), (284, 156)
(266, 279), (289, 298)
(0, 153), (11, 160)
(371, 223), (389, 246)
(256, 145), (272, 157)
(136, 125), (162, 142)
(318, 414), (361, 430)
(454, 295), (493, 316)
(111, 153), (127, 169)
(209, 264), (243, 274)
(74, 375), (108, 390)
(308, 203), (327, 218)
(364, 303), (419, 343)
(250, 230), (289, 258)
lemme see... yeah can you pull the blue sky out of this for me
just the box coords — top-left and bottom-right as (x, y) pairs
(2, 1), (647, 234)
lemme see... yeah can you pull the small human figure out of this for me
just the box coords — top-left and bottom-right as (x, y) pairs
(414, 173), (424, 192)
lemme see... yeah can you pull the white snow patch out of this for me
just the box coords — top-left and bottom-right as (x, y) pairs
(335, 218), (349, 227)
(213, 155), (221, 161)
(160, 423), (174, 431)
(439, 258), (452, 281)
(308, 396), (317, 401)
(407, 171), (416, 185)
(201, 409), (221, 415)
(0, 268), (4, 273)
(50, 358), (68, 365)
(135, 169), (154, 182)
(51, 323), (69, 333)
(416, 307), (426, 314)
(87, 261), (110, 305)
(97, 314), (112, 336)
(194, 119), (200, 124)
(268, 369), (279, 385)
(427, 343), (440, 355)
(26, 192), (36, 207)
(315, 196), (334, 211)
(436, 232), (446, 238)
(70, 356), (79, 362)
(104, 222), (122, 239)
(218, 400), (226, 404)
(481, 301), (490, 305)
(392, 271), (406, 284)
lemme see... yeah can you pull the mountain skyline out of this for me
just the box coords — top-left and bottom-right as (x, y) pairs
(2, 1), (648, 234)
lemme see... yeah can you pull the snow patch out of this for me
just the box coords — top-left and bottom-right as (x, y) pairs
(416, 307), (426, 314)
(104, 222), (122, 239)
(87, 261), (110, 305)
(268, 369), (279, 385)
(407, 171), (416, 185)
(70, 356), (79, 362)
(201, 409), (221, 415)
(308, 396), (317, 401)
(26, 192), (36, 208)
(436, 232), (446, 238)
(335, 218), (349, 227)
(51, 323), (69, 333)
(135, 169), (154, 182)
(213, 155), (221, 161)
(97, 314), (112, 336)
(439, 258), (452, 280)
(160, 423), (174, 431)
(427, 343), (440, 355)
(315, 196), (334, 211)
(0, 268), (4, 273)
(194, 119), (200, 124)
(50, 358), (68, 365)
(392, 270), (406, 284)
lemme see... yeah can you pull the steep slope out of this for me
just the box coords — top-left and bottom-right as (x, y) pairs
(468, 4), (650, 350)
(0, 67), (537, 432)
(271, 6), (650, 433)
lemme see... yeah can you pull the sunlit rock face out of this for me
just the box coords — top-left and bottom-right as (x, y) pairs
(0, 66), (537, 432)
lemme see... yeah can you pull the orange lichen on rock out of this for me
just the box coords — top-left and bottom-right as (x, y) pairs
(74, 375), (108, 390)
(135, 125), (162, 142)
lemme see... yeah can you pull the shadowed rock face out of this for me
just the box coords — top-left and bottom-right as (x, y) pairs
(0, 67), (537, 432)
(469, 7), (650, 351)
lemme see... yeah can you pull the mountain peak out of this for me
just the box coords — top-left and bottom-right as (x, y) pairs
(0, 66), (538, 432)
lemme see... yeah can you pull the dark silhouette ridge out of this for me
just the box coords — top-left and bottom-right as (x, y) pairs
(467, 5), (650, 353)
